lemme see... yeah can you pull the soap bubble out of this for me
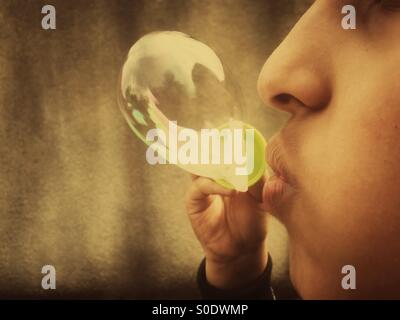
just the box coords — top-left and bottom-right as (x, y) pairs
(118, 31), (266, 192)
(119, 31), (243, 132)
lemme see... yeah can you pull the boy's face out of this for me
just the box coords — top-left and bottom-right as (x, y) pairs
(258, 0), (400, 298)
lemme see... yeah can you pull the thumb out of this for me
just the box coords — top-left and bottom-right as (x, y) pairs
(185, 176), (235, 215)
(247, 173), (268, 203)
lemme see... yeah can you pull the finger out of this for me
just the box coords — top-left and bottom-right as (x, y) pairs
(191, 177), (235, 200)
(186, 177), (234, 215)
(247, 173), (268, 202)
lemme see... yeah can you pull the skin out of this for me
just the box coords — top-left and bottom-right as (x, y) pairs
(186, 0), (400, 299)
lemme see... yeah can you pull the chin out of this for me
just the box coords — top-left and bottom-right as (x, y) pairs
(287, 244), (341, 300)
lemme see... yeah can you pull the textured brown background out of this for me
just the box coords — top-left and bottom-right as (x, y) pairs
(0, 0), (310, 298)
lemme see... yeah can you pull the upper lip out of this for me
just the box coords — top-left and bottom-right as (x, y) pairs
(265, 135), (296, 187)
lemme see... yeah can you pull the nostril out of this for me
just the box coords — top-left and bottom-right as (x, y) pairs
(270, 93), (307, 114)
(273, 94), (292, 105)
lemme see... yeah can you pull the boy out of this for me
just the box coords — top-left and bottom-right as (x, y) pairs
(185, 0), (400, 299)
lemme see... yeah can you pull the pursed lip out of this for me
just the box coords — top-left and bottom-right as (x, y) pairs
(263, 135), (297, 212)
(265, 135), (296, 187)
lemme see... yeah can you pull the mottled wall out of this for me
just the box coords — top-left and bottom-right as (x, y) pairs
(0, 0), (310, 298)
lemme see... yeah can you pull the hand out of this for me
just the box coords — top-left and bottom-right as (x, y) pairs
(185, 175), (269, 289)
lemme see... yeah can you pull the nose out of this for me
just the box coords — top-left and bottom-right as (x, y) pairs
(257, 2), (332, 115)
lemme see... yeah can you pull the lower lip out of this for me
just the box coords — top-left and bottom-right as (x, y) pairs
(262, 174), (290, 213)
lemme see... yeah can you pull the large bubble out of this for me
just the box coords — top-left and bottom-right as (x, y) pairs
(118, 31), (266, 192)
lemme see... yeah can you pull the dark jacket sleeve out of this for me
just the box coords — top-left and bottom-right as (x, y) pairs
(197, 254), (275, 300)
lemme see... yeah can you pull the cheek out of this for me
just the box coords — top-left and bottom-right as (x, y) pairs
(288, 75), (400, 235)
(330, 76), (400, 196)
(286, 80), (400, 297)
(300, 66), (400, 211)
